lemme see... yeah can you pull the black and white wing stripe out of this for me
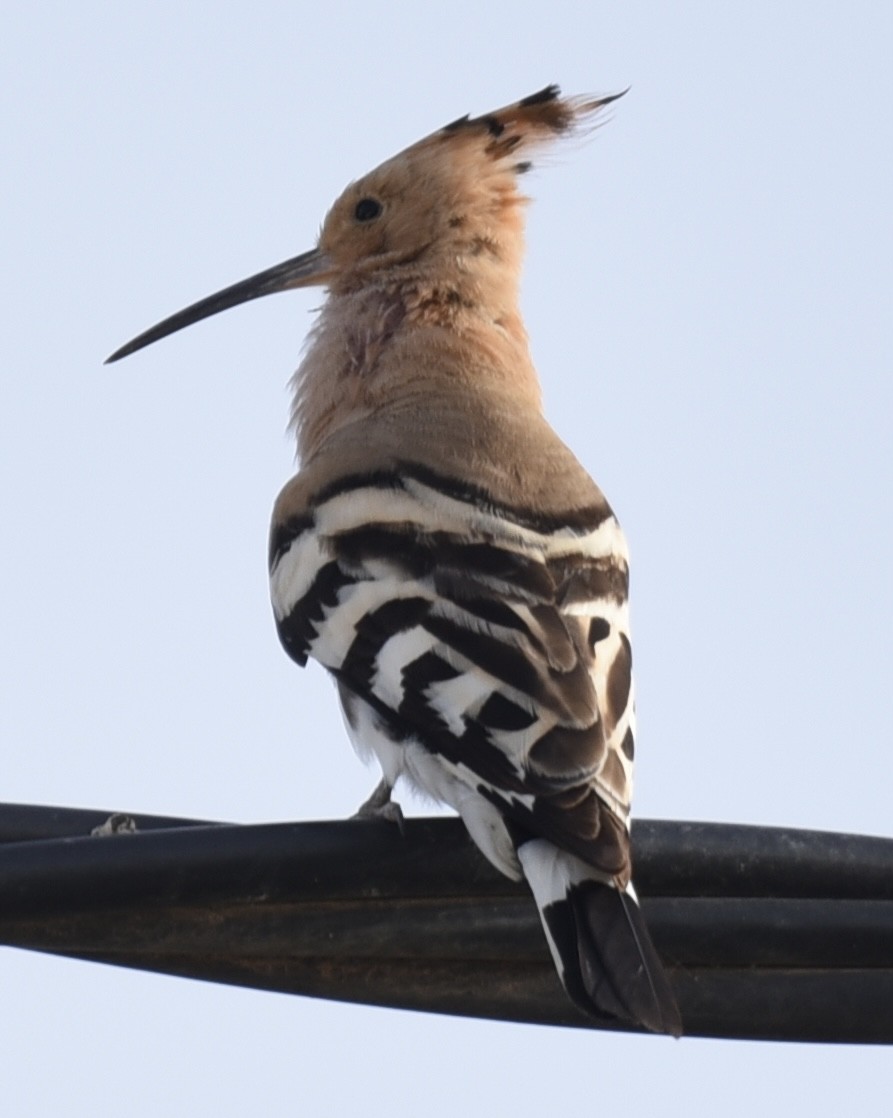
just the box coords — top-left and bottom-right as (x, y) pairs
(269, 463), (635, 883)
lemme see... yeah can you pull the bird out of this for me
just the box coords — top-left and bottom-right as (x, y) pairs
(106, 84), (682, 1036)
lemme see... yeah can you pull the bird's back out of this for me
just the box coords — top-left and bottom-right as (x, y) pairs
(271, 389), (635, 878)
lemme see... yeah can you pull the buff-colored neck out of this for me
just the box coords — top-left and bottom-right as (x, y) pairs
(290, 264), (542, 462)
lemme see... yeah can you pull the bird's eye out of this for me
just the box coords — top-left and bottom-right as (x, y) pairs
(354, 197), (382, 222)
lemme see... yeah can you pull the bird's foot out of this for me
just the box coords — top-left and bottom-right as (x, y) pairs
(90, 813), (138, 836)
(351, 778), (405, 834)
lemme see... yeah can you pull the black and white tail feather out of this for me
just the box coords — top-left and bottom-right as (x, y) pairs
(519, 839), (681, 1034)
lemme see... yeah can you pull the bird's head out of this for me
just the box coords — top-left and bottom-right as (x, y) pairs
(106, 85), (624, 363)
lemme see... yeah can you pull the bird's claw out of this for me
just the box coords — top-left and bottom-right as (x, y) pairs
(351, 778), (405, 834)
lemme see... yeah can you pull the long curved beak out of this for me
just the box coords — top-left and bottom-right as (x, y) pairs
(105, 246), (331, 364)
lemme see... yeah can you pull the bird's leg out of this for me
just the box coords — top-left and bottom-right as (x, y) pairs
(351, 776), (405, 832)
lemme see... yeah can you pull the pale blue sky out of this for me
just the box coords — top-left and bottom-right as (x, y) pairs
(2, 3), (891, 1114)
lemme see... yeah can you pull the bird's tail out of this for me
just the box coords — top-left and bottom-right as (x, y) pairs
(518, 838), (682, 1036)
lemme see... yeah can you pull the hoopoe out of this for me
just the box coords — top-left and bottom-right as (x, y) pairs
(108, 85), (682, 1036)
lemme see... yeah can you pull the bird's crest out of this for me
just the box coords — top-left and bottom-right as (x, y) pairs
(311, 84), (626, 296)
(434, 83), (622, 171)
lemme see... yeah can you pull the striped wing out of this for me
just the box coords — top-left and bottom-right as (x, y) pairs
(269, 465), (636, 883)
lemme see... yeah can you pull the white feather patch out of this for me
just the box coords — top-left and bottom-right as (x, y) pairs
(316, 486), (469, 537)
(372, 626), (438, 708)
(402, 477), (628, 561)
(269, 531), (326, 620)
(340, 693), (405, 784)
(314, 478), (628, 569)
(425, 671), (494, 735)
(518, 838), (614, 907)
